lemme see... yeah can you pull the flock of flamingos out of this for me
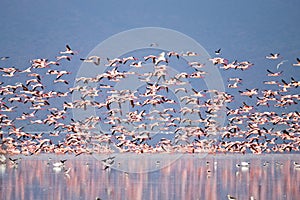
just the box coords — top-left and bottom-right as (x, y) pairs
(0, 44), (300, 163)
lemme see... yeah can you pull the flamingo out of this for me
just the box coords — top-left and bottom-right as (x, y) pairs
(60, 44), (77, 55)
(122, 56), (137, 64)
(215, 48), (221, 55)
(54, 79), (69, 84)
(130, 61), (145, 68)
(266, 69), (283, 77)
(80, 56), (101, 65)
(20, 66), (33, 73)
(167, 51), (180, 59)
(228, 82), (239, 88)
(209, 57), (228, 65)
(155, 52), (168, 65)
(266, 53), (281, 60)
(106, 58), (122, 67)
(0, 56), (9, 61)
(56, 55), (71, 61)
(292, 58), (300, 66)
(182, 51), (199, 56)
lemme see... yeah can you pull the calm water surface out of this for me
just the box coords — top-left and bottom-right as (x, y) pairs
(0, 154), (299, 200)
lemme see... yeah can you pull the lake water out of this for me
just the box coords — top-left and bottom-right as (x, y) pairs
(0, 153), (299, 200)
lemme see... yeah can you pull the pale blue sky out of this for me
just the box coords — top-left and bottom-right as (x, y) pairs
(0, 0), (299, 131)
(1, 0), (299, 63)
(1, 0), (298, 97)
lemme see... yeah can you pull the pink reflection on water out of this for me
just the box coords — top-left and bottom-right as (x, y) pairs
(0, 154), (300, 200)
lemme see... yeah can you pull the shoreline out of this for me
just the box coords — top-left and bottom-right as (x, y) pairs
(3, 152), (300, 160)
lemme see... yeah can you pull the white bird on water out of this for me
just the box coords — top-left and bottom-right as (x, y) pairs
(293, 161), (300, 170)
(227, 194), (237, 200)
(236, 161), (250, 171)
(53, 159), (67, 168)
(0, 155), (6, 164)
(236, 161), (249, 167)
(102, 156), (115, 170)
(53, 159), (67, 172)
(9, 157), (20, 168)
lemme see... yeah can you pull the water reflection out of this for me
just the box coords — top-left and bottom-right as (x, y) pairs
(0, 154), (299, 200)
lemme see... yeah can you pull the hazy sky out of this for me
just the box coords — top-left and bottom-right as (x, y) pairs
(1, 0), (299, 63)
(1, 0), (299, 97)
(0, 0), (299, 127)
